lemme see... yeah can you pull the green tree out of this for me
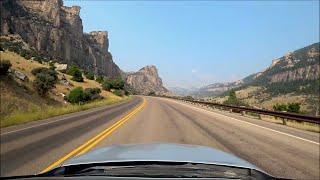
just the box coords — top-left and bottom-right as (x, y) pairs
(223, 90), (246, 106)
(0, 60), (12, 75)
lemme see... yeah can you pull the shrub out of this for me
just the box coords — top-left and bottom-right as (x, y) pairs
(84, 88), (102, 100)
(273, 103), (287, 112)
(0, 60), (12, 75)
(110, 77), (125, 89)
(33, 55), (42, 63)
(71, 70), (83, 82)
(49, 61), (56, 70)
(31, 67), (58, 81)
(287, 103), (301, 113)
(65, 87), (87, 104)
(113, 89), (124, 97)
(67, 65), (83, 82)
(33, 72), (56, 96)
(95, 75), (105, 84)
(101, 80), (111, 91)
(66, 87), (102, 104)
(148, 91), (156, 96)
(84, 88), (101, 96)
(84, 71), (95, 80)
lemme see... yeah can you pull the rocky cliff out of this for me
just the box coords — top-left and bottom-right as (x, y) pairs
(125, 65), (168, 95)
(0, 0), (121, 77)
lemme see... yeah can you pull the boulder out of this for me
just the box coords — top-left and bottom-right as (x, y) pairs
(55, 63), (68, 71)
(14, 70), (29, 81)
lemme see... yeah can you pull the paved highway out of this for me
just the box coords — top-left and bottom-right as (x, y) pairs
(1, 96), (319, 179)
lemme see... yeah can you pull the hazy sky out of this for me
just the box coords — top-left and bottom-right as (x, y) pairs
(65, 0), (319, 88)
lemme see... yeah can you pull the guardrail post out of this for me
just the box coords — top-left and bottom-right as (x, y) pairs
(241, 111), (246, 116)
(258, 114), (262, 120)
(229, 109), (233, 113)
(282, 118), (287, 125)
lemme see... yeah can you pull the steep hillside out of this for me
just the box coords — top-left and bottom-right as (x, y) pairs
(125, 65), (168, 95)
(0, 50), (127, 127)
(0, 0), (121, 77)
(199, 42), (319, 97)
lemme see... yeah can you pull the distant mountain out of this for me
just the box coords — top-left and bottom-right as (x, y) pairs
(197, 80), (243, 97)
(168, 87), (198, 96)
(125, 65), (168, 95)
(197, 42), (319, 97)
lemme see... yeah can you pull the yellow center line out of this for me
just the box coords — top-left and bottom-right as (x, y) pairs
(39, 97), (146, 174)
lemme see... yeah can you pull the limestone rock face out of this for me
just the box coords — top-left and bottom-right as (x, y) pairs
(125, 65), (168, 95)
(0, 0), (121, 77)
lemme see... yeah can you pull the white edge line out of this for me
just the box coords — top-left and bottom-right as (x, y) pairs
(162, 97), (320, 146)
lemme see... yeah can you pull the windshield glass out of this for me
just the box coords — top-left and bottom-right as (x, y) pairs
(0, 0), (319, 179)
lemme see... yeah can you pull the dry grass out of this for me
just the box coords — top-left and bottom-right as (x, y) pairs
(1, 97), (131, 128)
(0, 50), (128, 128)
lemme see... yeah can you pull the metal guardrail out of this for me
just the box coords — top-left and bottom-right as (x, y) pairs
(162, 96), (320, 125)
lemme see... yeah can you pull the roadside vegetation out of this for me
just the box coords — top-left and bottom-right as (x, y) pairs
(1, 97), (131, 128)
(223, 90), (247, 106)
(273, 103), (301, 113)
(66, 65), (84, 82)
(0, 49), (131, 128)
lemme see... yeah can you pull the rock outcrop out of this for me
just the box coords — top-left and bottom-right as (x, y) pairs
(0, 0), (121, 77)
(125, 65), (168, 95)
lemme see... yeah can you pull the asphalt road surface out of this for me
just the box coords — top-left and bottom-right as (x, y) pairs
(1, 96), (319, 179)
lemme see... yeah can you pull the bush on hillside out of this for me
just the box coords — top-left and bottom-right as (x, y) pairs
(32, 67), (58, 96)
(66, 65), (83, 82)
(65, 87), (102, 104)
(33, 73), (56, 96)
(101, 80), (111, 91)
(84, 88), (102, 100)
(113, 89), (124, 97)
(110, 77), (125, 89)
(95, 75), (105, 84)
(0, 60), (12, 75)
(65, 87), (88, 104)
(31, 67), (58, 81)
(84, 71), (95, 80)
(49, 61), (56, 70)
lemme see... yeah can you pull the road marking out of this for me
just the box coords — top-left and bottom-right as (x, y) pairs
(39, 98), (146, 174)
(163, 98), (320, 145)
(0, 101), (129, 136)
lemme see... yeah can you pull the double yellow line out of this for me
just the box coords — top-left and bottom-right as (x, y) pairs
(40, 97), (146, 174)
